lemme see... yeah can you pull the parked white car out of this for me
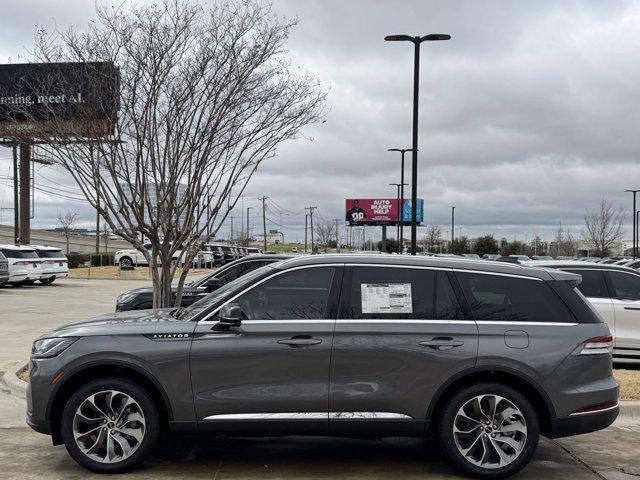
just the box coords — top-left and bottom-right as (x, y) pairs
(115, 243), (210, 268)
(0, 244), (44, 286)
(31, 245), (69, 284)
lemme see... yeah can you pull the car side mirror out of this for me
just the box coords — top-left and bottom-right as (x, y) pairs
(204, 277), (223, 292)
(216, 303), (243, 329)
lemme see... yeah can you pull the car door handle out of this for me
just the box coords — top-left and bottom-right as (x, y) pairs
(419, 338), (464, 350)
(623, 306), (640, 311)
(277, 336), (322, 347)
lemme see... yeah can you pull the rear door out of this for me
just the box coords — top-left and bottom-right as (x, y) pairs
(329, 265), (478, 436)
(604, 270), (640, 357)
(564, 268), (615, 340)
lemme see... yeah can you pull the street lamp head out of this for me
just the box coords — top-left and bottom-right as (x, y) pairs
(422, 34), (451, 41)
(384, 34), (415, 42)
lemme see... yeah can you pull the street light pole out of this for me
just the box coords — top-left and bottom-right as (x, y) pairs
(388, 148), (413, 254)
(385, 33), (450, 255)
(246, 206), (253, 245)
(389, 182), (408, 253)
(451, 206), (455, 252)
(626, 190), (640, 260)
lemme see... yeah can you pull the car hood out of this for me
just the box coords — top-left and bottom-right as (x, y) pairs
(41, 308), (197, 339)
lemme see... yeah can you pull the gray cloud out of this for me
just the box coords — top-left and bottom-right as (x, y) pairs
(0, 0), (639, 244)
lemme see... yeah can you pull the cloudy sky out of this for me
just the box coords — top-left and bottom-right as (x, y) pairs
(1, 0), (639, 244)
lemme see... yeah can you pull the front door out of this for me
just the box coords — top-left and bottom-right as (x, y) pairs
(605, 270), (640, 357)
(190, 265), (341, 435)
(329, 265), (478, 436)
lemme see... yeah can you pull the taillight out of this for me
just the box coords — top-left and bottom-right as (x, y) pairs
(580, 336), (613, 355)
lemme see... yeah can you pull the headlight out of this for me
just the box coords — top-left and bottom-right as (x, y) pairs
(31, 337), (78, 359)
(117, 293), (137, 304)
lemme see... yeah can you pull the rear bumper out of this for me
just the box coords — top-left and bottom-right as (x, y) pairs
(548, 404), (619, 438)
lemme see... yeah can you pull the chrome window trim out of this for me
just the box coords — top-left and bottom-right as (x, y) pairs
(202, 412), (413, 421)
(336, 319), (474, 325)
(198, 263), (344, 324)
(452, 268), (544, 281)
(475, 321), (578, 326)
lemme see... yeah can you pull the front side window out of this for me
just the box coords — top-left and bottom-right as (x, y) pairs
(234, 267), (335, 320)
(456, 272), (575, 323)
(341, 267), (464, 320)
(214, 260), (272, 285)
(607, 271), (640, 300)
(564, 269), (607, 298)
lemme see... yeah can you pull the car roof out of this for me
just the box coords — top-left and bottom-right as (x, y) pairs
(522, 259), (640, 273)
(234, 253), (292, 262)
(27, 244), (63, 251)
(272, 253), (578, 281)
(0, 244), (36, 251)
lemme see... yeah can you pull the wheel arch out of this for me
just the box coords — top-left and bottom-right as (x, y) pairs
(426, 366), (556, 436)
(47, 361), (173, 445)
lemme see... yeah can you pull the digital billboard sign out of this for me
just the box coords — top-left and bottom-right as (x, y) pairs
(345, 198), (423, 226)
(0, 61), (119, 136)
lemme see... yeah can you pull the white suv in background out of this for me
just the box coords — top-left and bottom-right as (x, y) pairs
(0, 244), (44, 287)
(32, 245), (69, 284)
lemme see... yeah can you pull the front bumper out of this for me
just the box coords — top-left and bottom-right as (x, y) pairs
(548, 404), (619, 438)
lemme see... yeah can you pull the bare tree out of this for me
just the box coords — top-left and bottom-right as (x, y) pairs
(582, 197), (625, 257)
(57, 210), (79, 254)
(18, 0), (326, 307)
(314, 223), (337, 252)
(553, 224), (577, 258)
(424, 224), (442, 252)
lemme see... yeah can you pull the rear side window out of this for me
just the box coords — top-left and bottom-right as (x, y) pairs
(341, 267), (465, 320)
(1, 249), (37, 259)
(455, 272), (575, 323)
(607, 271), (640, 300)
(564, 269), (607, 298)
(215, 260), (272, 285)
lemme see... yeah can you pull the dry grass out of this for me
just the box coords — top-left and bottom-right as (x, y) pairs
(68, 265), (209, 280)
(615, 368), (640, 401)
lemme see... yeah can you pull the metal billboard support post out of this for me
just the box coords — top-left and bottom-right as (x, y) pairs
(18, 142), (31, 244)
(381, 225), (387, 253)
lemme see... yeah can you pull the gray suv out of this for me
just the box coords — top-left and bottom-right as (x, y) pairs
(27, 255), (618, 478)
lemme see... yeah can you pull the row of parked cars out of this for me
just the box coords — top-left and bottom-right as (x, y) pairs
(114, 243), (263, 268)
(0, 244), (69, 287)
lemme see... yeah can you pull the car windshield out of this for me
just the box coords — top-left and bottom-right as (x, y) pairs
(180, 265), (274, 321)
(35, 249), (64, 258)
(1, 248), (38, 259)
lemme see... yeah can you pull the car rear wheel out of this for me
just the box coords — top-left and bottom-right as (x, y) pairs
(438, 383), (539, 479)
(40, 277), (55, 285)
(61, 378), (159, 473)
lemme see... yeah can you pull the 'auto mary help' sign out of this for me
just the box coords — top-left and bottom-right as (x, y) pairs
(0, 62), (118, 136)
(345, 198), (424, 226)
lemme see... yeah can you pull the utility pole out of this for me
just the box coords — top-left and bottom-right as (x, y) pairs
(91, 144), (100, 254)
(18, 142), (31, 244)
(451, 206), (455, 252)
(230, 216), (234, 243)
(335, 218), (340, 253)
(260, 196), (268, 252)
(305, 214), (309, 253)
(305, 206), (317, 253)
(388, 148), (413, 254)
(12, 145), (18, 244)
(246, 207), (253, 245)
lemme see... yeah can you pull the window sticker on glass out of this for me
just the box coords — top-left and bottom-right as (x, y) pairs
(361, 283), (413, 314)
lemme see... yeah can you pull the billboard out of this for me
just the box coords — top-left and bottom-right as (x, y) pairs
(0, 62), (119, 136)
(345, 198), (424, 226)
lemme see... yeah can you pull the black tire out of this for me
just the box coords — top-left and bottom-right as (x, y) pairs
(61, 377), (159, 474)
(11, 281), (24, 288)
(39, 277), (55, 285)
(438, 382), (539, 479)
(119, 256), (133, 268)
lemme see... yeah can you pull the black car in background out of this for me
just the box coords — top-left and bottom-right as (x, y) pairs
(204, 244), (225, 266)
(115, 254), (291, 311)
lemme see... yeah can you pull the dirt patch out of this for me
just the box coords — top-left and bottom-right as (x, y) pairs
(614, 368), (640, 401)
(16, 365), (28, 383)
(68, 265), (210, 280)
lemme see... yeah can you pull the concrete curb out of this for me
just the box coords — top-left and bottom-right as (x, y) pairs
(0, 361), (27, 400)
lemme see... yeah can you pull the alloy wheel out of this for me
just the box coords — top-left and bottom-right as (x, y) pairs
(72, 390), (146, 464)
(453, 394), (527, 469)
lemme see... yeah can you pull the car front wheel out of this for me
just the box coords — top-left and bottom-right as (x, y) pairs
(438, 383), (539, 479)
(119, 256), (133, 268)
(61, 378), (159, 473)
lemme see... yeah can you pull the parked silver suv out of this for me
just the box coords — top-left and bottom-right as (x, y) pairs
(27, 255), (618, 478)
